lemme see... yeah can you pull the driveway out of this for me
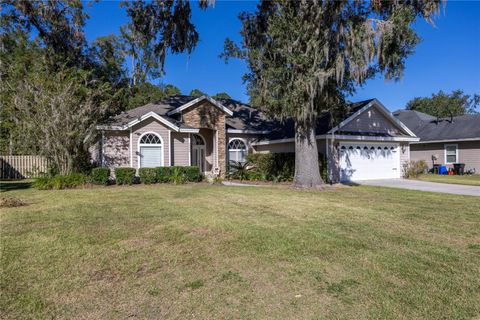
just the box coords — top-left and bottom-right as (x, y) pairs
(354, 179), (480, 197)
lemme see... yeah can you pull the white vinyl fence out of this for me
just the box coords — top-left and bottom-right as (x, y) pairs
(0, 155), (50, 179)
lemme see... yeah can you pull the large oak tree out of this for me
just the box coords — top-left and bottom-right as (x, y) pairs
(223, 0), (443, 188)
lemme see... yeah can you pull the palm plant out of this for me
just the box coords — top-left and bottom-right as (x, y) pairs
(228, 161), (251, 181)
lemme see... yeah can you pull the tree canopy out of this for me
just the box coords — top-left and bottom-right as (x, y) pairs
(189, 89), (207, 97)
(223, 0), (442, 187)
(0, 0), (204, 172)
(406, 90), (479, 118)
(212, 92), (231, 100)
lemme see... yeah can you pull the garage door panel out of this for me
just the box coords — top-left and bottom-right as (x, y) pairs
(339, 143), (400, 182)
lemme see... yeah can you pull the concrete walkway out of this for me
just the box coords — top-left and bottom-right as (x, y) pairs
(354, 179), (480, 197)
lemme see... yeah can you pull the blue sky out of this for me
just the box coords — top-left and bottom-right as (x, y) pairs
(85, 1), (480, 111)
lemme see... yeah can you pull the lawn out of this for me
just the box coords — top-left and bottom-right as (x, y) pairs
(416, 174), (480, 186)
(1, 183), (480, 319)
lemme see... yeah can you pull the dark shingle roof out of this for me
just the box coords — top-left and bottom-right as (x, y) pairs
(262, 99), (375, 140)
(100, 95), (378, 136)
(393, 110), (480, 141)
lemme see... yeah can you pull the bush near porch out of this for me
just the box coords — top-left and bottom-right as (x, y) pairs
(230, 152), (328, 182)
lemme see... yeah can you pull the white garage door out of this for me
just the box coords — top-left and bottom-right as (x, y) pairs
(339, 142), (400, 182)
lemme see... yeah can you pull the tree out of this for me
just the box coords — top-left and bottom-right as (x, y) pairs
(120, 0), (210, 85)
(213, 92), (231, 100)
(163, 84), (181, 96)
(223, 1), (442, 188)
(5, 64), (115, 174)
(406, 90), (479, 119)
(1, 0), (88, 62)
(126, 82), (181, 110)
(190, 89), (206, 97)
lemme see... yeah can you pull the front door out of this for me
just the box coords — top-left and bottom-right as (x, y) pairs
(191, 134), (206, 173)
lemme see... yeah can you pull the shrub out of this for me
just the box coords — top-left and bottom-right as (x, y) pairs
(228, 161), (251, 181)
(182, 166), (202, 182)
(90, 167), (110, 185)
(402, 160), (428, 178)
(155, 167), (173, 183)
(33, 173), (88, 190)
(139, 168), (157, 184)
(63, 173), (88, 188)
(246, 153), (328, 182)
(169, 167), (186, 185)
(114, 167), (136, 185)
(155, 166), (201, 183)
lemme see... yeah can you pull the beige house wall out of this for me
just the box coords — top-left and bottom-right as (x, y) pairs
(253, 138), (327, 155)
(131, 118), (171, 168)
(410, 140), (480, 171)
(171, 132), (190, 166)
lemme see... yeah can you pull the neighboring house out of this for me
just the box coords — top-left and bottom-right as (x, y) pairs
(95, 95), (419, 182)
(393, 110), (480, 173)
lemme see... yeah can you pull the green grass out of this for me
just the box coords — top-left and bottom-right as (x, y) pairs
(416, 174), (480, 186)
(1, 182), (480, 319)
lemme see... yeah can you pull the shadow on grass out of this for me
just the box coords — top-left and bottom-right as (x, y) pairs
(340, 181), (361, 187)
(0, 180), (33, 192)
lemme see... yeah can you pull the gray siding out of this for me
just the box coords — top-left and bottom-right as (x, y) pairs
(410, 140), (480, 172)
(171, 132), (190, 166)
(131, 118), (171, 168)
(341, 106), (405, 136)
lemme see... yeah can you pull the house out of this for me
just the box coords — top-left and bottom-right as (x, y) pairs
(393, 110), (480, 173)
(95, 95), (419, 182)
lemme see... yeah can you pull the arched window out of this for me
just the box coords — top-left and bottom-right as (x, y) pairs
(228, 139), (247, 163)
(138, 132), (163, 168)
(192, 134), (205, 146)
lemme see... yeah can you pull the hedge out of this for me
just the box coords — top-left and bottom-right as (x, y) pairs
(33, 173), (88, 190)
(90, 167), (110, 185)
(114, 167), (136, 185)
(139, 168), (157, 184)
(155, 166), (201, 183)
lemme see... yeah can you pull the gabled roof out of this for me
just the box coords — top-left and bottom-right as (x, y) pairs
(167, 95), (233, 116)
(259, 99), (417, 142)
(393, 110), (480, 142)
(330, 99), (416, 137)
(97, 95), (275, 133)
(96, 102), (199, 133)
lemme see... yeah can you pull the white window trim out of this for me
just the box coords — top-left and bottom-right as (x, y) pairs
(137, 131), (164, 169)
(228, 137), (248, 163)
(444, 143), (458, 164)
(129, 128), (133, 167)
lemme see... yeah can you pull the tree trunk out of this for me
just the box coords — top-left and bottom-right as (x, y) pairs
(293, 120), (324, 188)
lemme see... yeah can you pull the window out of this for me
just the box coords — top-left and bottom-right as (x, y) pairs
(445, 144), (458, 164)
(139, 133), (163, 168)
(228, 139), (247, 163)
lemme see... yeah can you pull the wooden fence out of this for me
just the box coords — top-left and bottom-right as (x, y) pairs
(0, 155), (50, 179)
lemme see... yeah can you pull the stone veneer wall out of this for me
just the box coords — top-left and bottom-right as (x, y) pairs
(181, 101), (227, 176)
